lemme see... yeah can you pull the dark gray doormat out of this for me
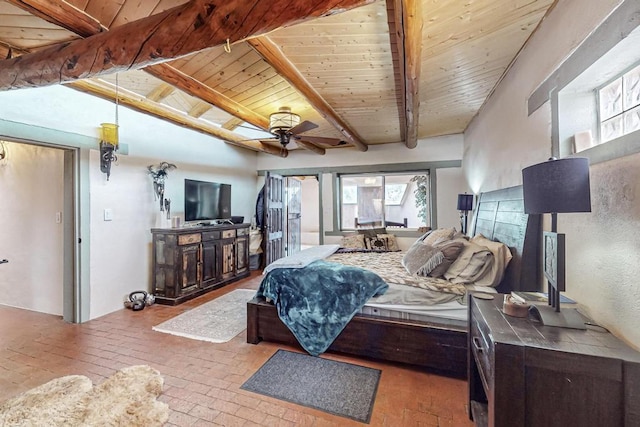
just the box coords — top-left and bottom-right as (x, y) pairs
(241, 349), (381, 423)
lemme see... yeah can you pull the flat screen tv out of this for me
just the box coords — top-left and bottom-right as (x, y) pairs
(184, 179), (231, 223)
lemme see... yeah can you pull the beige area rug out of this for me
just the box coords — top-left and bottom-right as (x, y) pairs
(0, 365), (169, 426)
(152, 289), (256, 343)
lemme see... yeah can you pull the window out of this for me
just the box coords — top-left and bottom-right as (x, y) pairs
(599, 63), (640, 143)
(534, 1), (640, 164)
(339, 172), (430, 230)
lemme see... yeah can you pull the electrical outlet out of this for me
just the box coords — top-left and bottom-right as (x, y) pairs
(104, 208), (113, 221)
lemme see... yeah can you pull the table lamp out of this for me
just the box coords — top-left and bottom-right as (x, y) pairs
(522, 157), (591, 329)
(457, 193), (474, 235)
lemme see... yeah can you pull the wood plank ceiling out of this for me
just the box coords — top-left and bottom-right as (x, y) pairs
(0, 0), (556, 157)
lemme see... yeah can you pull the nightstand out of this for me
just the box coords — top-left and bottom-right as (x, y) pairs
(468, 293), (640, 427)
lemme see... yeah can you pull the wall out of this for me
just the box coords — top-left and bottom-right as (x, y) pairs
(0, 142), (64, 315)
(258, 134), (469, 250)
(464, 0), (640, 348)
(0, 85), (258, 320)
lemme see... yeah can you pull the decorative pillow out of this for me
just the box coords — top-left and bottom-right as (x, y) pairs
(422, 227), (456, 246)
(364, 236), (388, 251)
(452, 230), (469, 241)
(376, 233), (400, 251)
(444, 240), (494, 284)
(358, 227), (387, 239)
(470, 234), (513, 287)
(401, 242), (444, 276)
(340, 233), (366, 249)
(428, 239), (466, 278)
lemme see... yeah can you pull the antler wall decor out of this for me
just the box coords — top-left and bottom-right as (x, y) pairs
(147, 162), (177, 212)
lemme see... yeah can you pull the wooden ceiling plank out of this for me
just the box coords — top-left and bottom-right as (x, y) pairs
(84, 0), (126, 30)
(199, 49), (264, 89)
(248, 36), (368, 152)
(0, 0), (375, 90)
(234, 77), (290, 105)
(221, 68), (280, 99)
(215, 59), (272, 95)
(109, 0), (162, 29)
(146, 82), (175, 102)
(188, 101), (213, 118)
(5, 0), (106, 37)
(67, 78), (286, 157)
(222, 117), (243, 130)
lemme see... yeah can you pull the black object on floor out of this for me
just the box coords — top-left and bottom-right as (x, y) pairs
(241, 349), (381, 423)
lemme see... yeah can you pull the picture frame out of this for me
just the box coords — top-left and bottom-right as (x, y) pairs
(543, 231), (566, 292)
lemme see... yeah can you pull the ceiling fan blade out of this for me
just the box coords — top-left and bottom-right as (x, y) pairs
(289, 120), (318, 135)
(296, 135), (347, 146)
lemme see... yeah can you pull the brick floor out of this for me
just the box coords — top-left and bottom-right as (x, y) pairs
(0, 272), (473, 426)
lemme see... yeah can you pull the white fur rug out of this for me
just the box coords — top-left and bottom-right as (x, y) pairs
(152, 289), (256, 343)
(0, 365), (169, 426)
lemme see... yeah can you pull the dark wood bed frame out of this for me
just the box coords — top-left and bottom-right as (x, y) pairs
(246, 186), (541, 378)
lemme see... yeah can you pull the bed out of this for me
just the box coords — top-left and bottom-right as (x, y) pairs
(246, 186), (541, 378)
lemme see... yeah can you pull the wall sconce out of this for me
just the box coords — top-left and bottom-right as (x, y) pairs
(100, 123), (118, 180)
(100, 74), (120, 181)
(457, 193), (474, 235)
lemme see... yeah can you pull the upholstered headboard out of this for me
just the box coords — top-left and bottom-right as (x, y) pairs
(469, 185), (541, 293)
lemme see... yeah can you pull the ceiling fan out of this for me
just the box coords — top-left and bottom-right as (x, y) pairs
(264, 107), (347, 148)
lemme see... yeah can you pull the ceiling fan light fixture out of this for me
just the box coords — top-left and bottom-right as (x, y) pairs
(269, 106), (301, 139)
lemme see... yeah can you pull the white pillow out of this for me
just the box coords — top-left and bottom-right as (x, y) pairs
(443, 240), (494, 284)
(470, 234), (513, 287)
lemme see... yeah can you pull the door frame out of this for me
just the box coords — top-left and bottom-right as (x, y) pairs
(258, 171), (324, 251)
(1, 136), (84, 323)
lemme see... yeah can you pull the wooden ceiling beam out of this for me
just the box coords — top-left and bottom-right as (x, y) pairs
(294, 139), (326, 155)
(144, 64), (270, 129)
(0, 41), (29, 60)
(388, 0), (423, 149)
(67, 79), (287, 157)
(0, 0), (374, 90)
(6, 0), (107, 38)
(248, 36), (369, 152)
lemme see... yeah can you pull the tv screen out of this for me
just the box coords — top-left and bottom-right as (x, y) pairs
(184, 179), (231, 222)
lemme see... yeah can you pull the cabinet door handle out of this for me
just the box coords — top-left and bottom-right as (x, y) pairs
(472, 336), (484, 353)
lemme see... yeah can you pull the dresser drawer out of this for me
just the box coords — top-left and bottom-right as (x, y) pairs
(236, 227), (249, 236)
(470, 314), (493, 392)
(222, 229), (236, 239)
(202, 231), (221, 241)
(178, 233), (201, 245)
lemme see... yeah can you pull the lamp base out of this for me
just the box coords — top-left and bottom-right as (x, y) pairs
(529, 304), (586, 330)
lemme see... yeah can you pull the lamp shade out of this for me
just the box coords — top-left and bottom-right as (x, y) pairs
(457, 193), (474, 211)
(269, 107), (300, 134)
(522, 157), (591, 214)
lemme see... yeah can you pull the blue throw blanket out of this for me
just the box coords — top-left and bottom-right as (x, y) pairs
(256, 260), (389, 356)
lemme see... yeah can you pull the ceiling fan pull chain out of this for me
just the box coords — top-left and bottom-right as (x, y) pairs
(224, 38), (231, 53)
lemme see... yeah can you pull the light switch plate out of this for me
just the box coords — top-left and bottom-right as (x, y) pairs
(104, 208), (113, 221)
